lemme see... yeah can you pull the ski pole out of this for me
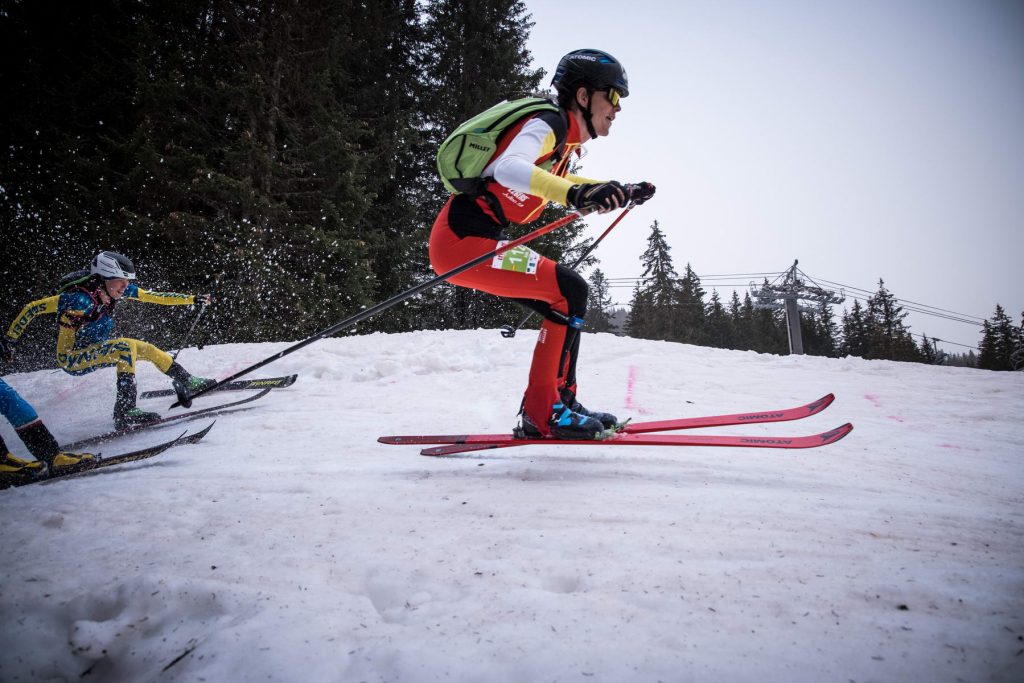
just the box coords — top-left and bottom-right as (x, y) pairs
(167, 300), (209, 408)
(170, 206), (598, 408)
(500, 203), (635, 339)
(171, 300), (208, 362)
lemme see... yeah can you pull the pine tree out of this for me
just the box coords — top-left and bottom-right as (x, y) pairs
(840, 300), (870, 358)
(674, 264), (707, 346)
(626, 221), (678, 340)
(730, 292), (757, 351)
(585, 268), (615, 333)
(978, 320), (998, 369)
(863, 280), (921, 361)
(625, 282), (654, 340)
(703, 290), (732, 349)
(727, 291), (751, 351)
(978, 304), (1018, 370)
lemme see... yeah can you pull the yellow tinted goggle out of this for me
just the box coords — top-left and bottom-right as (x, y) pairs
(606, 88), (621, 107)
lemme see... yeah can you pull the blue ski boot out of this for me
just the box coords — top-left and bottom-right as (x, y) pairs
(516, 402), (606, 440)
(560, 389), (619, 430)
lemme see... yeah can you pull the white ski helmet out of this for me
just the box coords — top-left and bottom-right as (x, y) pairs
(90, 251), (136, 280)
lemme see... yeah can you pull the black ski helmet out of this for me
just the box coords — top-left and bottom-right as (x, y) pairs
(90, 251), (136, 280)
(551, 49), (629, 99)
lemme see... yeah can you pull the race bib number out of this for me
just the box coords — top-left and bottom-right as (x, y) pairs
(492, 241), (540, 274)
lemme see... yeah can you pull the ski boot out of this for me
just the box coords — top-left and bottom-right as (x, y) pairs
(48, 451), (99, 476)
(166, 362), (217, 393)
(114, 373), (160, 430)
(0, 451), (47, 488)
(560, 388), (619, 430)
(516, 402), (606, 440)
(2, 424), (97, 485)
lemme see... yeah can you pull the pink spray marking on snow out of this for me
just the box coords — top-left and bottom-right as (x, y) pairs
(624, 365), (650, 414)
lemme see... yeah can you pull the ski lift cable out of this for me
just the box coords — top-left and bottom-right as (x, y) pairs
(805, 273), (988, 322)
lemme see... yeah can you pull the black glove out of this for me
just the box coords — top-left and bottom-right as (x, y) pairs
(0, 336), (15, 364)
(624, 181), (656, 205)
(567, 181), (628, 213)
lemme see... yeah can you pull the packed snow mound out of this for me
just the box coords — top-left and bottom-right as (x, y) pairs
(1, 330), (1021, 682)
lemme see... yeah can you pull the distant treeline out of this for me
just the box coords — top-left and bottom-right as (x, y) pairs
(583, 222), (1023, 371)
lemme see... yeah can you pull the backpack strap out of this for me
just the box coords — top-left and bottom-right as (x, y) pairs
(56, 269), (92, 294)
(534, 108), (570, 164)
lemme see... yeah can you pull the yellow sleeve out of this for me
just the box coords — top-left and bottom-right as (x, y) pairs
(6, 296), (59, 342)
(134, 288), (196, 306)
(528, 167), (578, 206)
(532, 172), (606, 207)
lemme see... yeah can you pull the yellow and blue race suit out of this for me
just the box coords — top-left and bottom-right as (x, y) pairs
(5, 282), (198, 377)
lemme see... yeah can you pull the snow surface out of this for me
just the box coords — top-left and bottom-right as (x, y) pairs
(1, 330), (1021, 682)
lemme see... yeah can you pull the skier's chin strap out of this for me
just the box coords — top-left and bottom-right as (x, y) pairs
(578, 89), (598, 140)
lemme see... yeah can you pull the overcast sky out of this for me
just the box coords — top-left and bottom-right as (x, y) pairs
(522, 0), (1023, 354)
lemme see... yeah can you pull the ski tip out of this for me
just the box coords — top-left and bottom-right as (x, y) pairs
(820, 422), (853, 444)
(807, 393), (836, 413)
(188, 421), (217, 440)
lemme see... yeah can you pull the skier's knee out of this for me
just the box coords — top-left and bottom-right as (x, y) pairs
(555, 264), (588, 318)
